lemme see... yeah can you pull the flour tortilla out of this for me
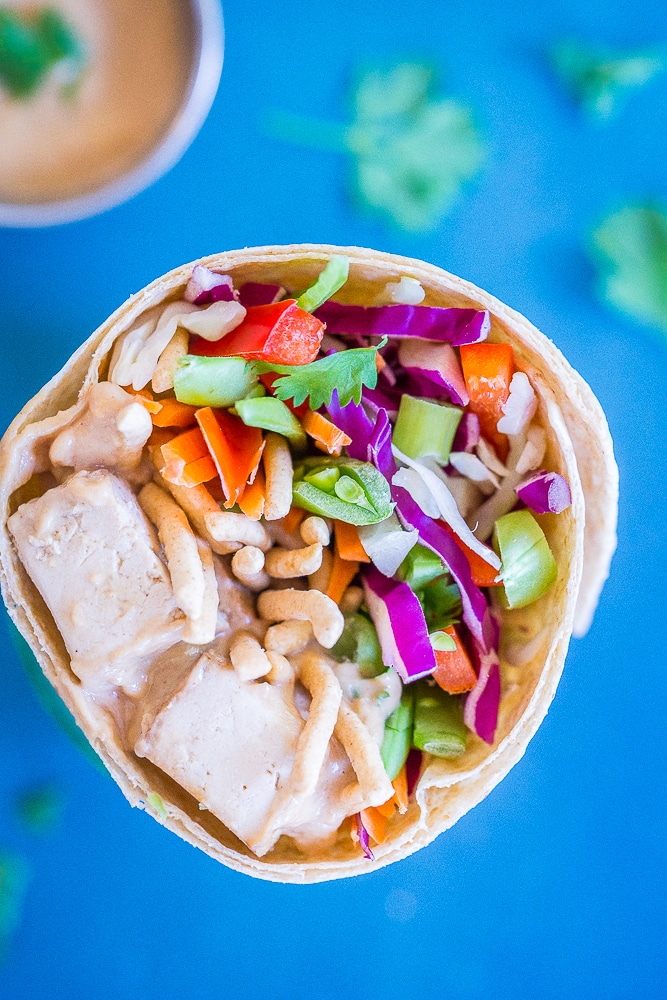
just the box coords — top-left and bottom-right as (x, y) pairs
(0, 245), (618, 883)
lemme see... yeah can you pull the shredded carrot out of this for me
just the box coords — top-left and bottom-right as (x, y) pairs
(374, 797), (397, 819)
(301, 410), (352, 456)
(375, 351), (387, 373)
(439, 521), (501, 587)
(195, 407), (264, 509)
(325, 550), (359, 604)
(392, 765), (409, 814)
(133, 388), (162, 415)
(160, 427), (217, 487)
(334, 520), (370, 563)
(432, 625), (477, 694)
(149, 426), (176, 449)
(151, 398), (198, 428)
(237, 467), (266, 520)
(281, 505), (306, 535)
(360, 806), (388, 845)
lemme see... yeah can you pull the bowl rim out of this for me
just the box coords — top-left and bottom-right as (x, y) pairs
(0, 0), (224, 229)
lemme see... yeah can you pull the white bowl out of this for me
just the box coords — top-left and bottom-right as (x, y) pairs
(0, 0), (224, 228)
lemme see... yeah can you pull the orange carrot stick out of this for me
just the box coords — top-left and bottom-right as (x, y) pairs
(439, 521), (501, 587)
(325, 550), (359, 604)
(432, 625), (478, 694)
(195, 407), (264, 509)
(237, 467), (266, 520)
(151, 398), (198, 428)
(360, 807), (388, 845)
(392, 765), (409, 814)
(281, 505), (306, 536)
(133, 388), (162, 415)
(334, 520), (370, 563)
(160, 427), (217, 487)
(301, 410), (352, 456)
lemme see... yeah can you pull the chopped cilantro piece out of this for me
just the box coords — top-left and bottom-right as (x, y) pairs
(15, 783), (64, 835)
(0, 6), (86, 99)
(0, 852), (30, 962)
(269, 61), (485, 231)
(590, 206), (667, 333)
(252, 339), (384, 409)
(550, 41), (665, 119)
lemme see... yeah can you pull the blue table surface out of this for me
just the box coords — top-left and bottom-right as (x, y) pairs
(1, 1), (666, 997)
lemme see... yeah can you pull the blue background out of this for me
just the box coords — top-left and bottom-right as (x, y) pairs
(1, 1), (665, 996)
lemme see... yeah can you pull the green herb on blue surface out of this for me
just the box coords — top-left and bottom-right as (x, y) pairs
(269, 61), (485, 231)
(590, 206), (667, 333)
(549, 41), (665, 119)
(0, 851), (30, 963)
(15, 782), (64, 835)
(0, 6), (86, 99)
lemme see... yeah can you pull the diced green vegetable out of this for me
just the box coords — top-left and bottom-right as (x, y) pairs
(392, 394), (462, 463)
(252, 339), (385, 409)
(430, 631), (457, 651)
(493, 509), (558, 609)
(235, 396), (306, 448)
(412, 683), (467, 757)
(398, 543), (445, 591)
(381, 687), (415, 780)
(296, 256), (350, 313)
(304, 466), (341, 491)
(331, 613), (385, 678)
(293, 457), (394, 525)
(334, 475), (374, 511)
(173, 355), (258, 408)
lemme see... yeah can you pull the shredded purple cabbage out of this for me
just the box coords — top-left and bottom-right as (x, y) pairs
(184, 266), (236, 305)
(237, 282), (285, 308)
(452, 412), (481, 452)
(398, 341), (469, 405)
(366, 409), (491, 651)
(315, 302), (490, 346)
(464, 640), (501, 744)
(363, 566), (436, 683)
(355, 813), (375, 860)
(405, 748), (423, 796)
(516, 471), (571, 515)
(326, 391), (374, 461)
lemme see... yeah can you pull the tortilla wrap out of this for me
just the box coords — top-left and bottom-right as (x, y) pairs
(0, 245), (618, 883)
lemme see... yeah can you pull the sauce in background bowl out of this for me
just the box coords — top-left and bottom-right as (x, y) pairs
(0, 0), (223, 226)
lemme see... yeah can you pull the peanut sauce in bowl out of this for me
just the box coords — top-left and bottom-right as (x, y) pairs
(0, 0), (223, 226)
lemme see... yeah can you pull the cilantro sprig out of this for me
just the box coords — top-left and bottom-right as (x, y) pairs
(590, 205), (667, 333)
(0, 7), (86, 99)
(269, 61), (485, 232)
(253, 338), (387, 409)
(549, 41), (665, 119)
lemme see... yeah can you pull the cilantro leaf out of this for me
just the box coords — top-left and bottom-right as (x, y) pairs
(253, 340), (385, 409)
(0, 7), (86, 99)
(15, 783), (64, 835)
(0, 852), (30, 962)
(269, 61), (484, 232)
(590, 206), (667, 333)
(550, 41), (665, 119)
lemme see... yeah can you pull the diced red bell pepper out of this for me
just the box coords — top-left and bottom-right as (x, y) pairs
(460, 343), (513, 460)
(432, 626), (478, 694)
(189, 299), (324, 366)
